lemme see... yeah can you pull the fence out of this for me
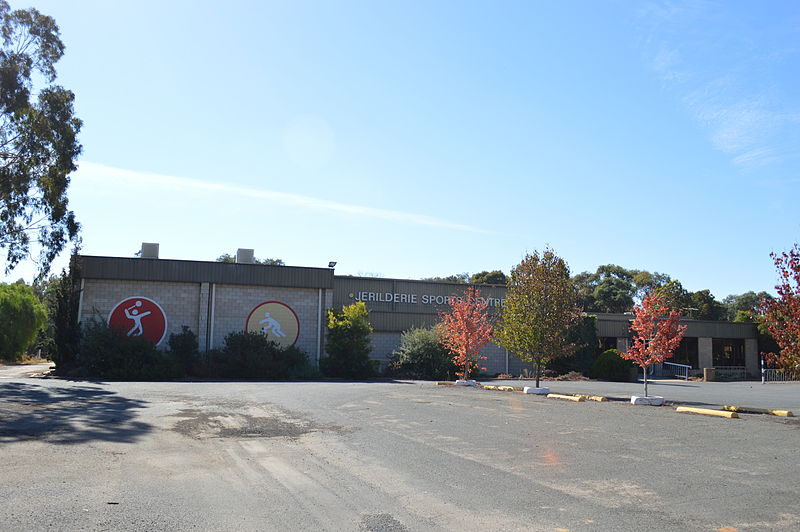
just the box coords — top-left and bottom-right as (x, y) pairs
(762, 369), (800, 383)
(713, 366), (748, 381)
(650, 362), (691, 380)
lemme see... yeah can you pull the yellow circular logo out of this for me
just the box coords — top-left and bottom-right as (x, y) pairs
(245, 301), (300, 348)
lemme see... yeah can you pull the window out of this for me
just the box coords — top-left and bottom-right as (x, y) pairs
(712, 338), (745, 367)
(672, 337), (699, 368)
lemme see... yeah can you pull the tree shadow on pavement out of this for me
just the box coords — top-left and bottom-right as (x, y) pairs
(0, 382), (151, 445)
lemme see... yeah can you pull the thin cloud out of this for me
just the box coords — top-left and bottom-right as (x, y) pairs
(638, 1), (800, 168)
(74, 162), (490, 234)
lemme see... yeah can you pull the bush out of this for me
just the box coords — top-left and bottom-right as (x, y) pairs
(0, 282), (47, 361)
(590, 349), (635, 382)
(321, 302), (377, 379)
(169, 326), (199, 374)
(390, 326), (455, 380)
(78, 319), (179, 380)
(218, 331), (307, 380)
(552, 370), (589, 381)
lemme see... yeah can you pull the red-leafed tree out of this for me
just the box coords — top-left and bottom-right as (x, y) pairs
(622, 293), (686, 397)
(439, 287), (493, 380)
(757, 245), (800, 372)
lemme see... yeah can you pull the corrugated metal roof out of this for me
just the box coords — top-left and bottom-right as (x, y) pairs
(77, 255), (334, 289)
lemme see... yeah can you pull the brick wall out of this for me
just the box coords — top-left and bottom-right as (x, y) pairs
(80, 279), (201, 346)
(80, 277), (531, 376)
(211, 284), (324, 360)
(369, 332), (402, 367)
(80, 279), (328, 361)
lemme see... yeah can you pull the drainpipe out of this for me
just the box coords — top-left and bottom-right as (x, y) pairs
(317, 288), (323, 366)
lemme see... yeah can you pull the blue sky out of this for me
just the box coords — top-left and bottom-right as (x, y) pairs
(4, 0), (800, 300)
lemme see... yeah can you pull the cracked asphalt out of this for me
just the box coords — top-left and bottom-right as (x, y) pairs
(1, 368), (799, 531)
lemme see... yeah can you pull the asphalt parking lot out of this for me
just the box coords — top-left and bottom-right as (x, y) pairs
(1, 369), (799, 531)
(486, 377), (800, 412)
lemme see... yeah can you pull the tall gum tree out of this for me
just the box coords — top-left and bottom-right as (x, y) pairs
(494, 248), (582, 388)
(0, 1), (82, 277)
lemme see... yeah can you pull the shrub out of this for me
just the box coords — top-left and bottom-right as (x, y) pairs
(390, 326), (455, 380)
(78, 319), (179, 380)
(552, 370), (589, 381)
(0, 282), (47, 361)
(219, 331), (307, 380)
(321, 302), (377, 379)
(590, 349), (635, 382)
(168, 326), (199, 374)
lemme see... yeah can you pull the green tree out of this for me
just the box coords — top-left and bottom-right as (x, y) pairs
(390, 325), (455, 380)
(495, 248), (583, 387)
(632, 270), (672, 300)
(592, 276), (635, 313)
(216, 253), (284, 266)
(573, 265), (672, 313)
(34, 262), (80, 368)
(654, 280), (691, 312)
(321, 301), (376, 378)
(572, 270), (598, 311)
(469, 270), (507, 285)
(723, 291), (772, 321)
(422, 273), (469, 283)
(688, 289), (726, 320)
(0, 2), (82, 277)
(0, 281), (47, 360)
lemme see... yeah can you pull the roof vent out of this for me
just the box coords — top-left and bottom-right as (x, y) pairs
(236, 248), (255, 264)
(140, 242), (159, 259)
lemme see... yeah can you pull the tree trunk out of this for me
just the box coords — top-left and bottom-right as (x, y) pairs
(535, 360), (541, 388)
(643, 365), (648, 397)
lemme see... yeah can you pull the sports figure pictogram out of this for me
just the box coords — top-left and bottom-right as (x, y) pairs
(258, 312), (286, 338)
(124, 300), (152, 336)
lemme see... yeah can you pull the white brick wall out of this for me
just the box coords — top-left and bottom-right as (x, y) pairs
(211, 284), (324, 360)
(80, 279), (201, 347)
(80, 279), (328, 360)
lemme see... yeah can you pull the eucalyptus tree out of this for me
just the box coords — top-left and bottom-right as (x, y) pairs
(0, 1), (82, 277)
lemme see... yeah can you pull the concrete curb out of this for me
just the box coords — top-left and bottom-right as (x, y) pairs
(676, 406), (739, 419)
(723, 405), (794, 417)
(439, 382), (790, 420)
(547, 393), (585, 402)
(571, 394), (608, 402)
(523, 387), (550, 395)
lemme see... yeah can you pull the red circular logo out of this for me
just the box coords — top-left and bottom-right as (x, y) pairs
(108, 297), (168, 345)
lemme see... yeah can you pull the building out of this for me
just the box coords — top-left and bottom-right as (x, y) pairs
(74, 246), (760, 377)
